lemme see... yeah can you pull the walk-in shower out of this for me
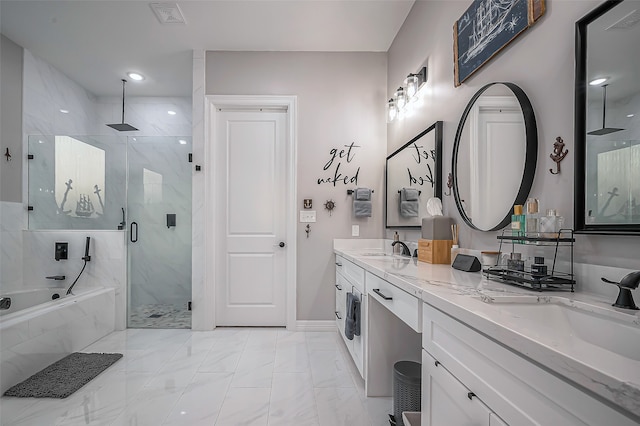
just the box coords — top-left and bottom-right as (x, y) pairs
(27, 135), (192, 329)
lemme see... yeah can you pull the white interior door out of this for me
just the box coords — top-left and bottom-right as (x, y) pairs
(214, 109), (288, 326)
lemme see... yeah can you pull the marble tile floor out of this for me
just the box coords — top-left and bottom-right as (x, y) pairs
(0, 328), (393, 426)
(128, 304), (192, 329)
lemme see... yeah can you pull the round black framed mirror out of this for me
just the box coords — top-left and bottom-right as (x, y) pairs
(452, 82), (538, 231)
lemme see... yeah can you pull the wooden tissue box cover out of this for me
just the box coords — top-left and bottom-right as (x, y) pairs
(418, 239), (453, 264)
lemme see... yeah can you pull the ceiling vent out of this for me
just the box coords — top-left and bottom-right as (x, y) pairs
(605, 9), (640, 30)
(150, 3), (186, 25)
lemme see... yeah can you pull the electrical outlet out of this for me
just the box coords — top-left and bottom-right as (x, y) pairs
(352, 225), (360, 237)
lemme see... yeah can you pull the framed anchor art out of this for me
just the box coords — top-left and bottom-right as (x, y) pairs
(453, 0), (546, 87)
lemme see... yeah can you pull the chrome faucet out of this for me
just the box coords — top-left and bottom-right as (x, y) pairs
(391, 240), (413, 257)
(601, 270), (640, 310)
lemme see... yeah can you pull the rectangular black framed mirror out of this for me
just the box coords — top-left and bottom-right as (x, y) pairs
(575, 0), (640, 234)
(385, 121), (443, 228)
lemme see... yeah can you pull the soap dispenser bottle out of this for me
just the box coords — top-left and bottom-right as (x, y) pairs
(511, 205), (525, 241)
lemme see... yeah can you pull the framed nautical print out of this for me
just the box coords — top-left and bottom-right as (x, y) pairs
(454, 0), (546, 87)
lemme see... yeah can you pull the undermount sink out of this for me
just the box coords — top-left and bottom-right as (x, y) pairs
(483, 297), (640, 361)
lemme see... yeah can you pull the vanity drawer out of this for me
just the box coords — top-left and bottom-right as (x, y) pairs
(367, 272), (421, 332)
(336, 255), (365, 291)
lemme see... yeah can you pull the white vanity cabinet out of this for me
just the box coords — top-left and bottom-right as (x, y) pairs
(421, 302), (638, 426)
(422, 350), (498, 426)
(335, 255), (366, 378)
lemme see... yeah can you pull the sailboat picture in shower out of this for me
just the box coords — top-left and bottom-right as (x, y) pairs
(454, 0), (546, 86)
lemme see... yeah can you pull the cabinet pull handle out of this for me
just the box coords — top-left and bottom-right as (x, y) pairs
(335, 262), (342, 267)
(373, 288), (393, 300)
(335, 284), (342, 290)
(335, 311), (342, 319)
(434, 360), (440, 367)
(467, 392), (476, 400)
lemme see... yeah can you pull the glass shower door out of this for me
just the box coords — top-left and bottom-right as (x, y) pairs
(127, 136), (192, 328)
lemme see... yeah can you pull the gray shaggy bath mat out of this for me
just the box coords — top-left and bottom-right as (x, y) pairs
(3, 352), (122, 398)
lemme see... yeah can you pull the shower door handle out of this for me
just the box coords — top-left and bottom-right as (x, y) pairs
(130, 221), (138, 243)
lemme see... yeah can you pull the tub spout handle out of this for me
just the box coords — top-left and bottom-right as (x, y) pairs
(46, 275), (66, 280)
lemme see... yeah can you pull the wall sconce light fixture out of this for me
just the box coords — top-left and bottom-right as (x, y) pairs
(388, 66), (428, 122)
(387, 98), (397, 122)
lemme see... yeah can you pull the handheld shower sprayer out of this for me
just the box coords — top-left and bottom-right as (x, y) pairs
(83, 237), (91, 262)
(67, 236), (91, 296)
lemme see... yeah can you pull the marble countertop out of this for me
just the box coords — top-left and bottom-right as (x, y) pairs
(334, 240), (640, 419)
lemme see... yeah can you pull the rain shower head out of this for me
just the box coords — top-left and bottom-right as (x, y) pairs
(588, 84), (624, 136)
(107, 123), (139, 132)
(588, 126), (625, 136)
(106, 79), (138, 132)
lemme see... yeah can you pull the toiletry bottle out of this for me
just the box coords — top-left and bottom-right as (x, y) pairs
(511, 205), (525, 241)
(531, 256), (547, 279)
(525, 198), (539, 236)
(393, 232), (400, 255)
(540, 209), (564, 238)
(450, 245), (460, 266)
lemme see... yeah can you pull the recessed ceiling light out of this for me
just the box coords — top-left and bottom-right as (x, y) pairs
(179, 139), (187, 145)
(59, 109), (69, 113)
(628, 114), (635, 118)
(127, 72), (144, 81)
(168, 110), (177, 115)
(589, 78), (607, 86)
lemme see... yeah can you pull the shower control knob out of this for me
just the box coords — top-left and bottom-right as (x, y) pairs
(279, 242), (286, 248)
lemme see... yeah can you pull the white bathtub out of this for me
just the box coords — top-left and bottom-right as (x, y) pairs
(0, 287), (67, 317)
(0, 287), (115, 394)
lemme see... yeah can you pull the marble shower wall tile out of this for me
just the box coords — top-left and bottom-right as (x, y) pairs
(95, 96), (192, 137)
(22, 50), (100, 137)
(0, 202), (26, 293)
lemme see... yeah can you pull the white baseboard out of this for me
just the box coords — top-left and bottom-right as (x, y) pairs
(295, 320), (336, 332)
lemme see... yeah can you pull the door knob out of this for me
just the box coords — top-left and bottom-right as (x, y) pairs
(279, 242), (286, 248)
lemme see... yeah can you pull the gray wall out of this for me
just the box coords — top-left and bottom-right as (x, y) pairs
(206, 51), (387, 320)
(0, 35), (23, 202)
(386, 1), (640, 277)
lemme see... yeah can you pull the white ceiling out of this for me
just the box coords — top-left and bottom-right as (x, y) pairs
(0, 0), (415, 97)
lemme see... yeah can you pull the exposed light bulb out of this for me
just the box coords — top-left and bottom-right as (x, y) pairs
(395, 87), (407, 110)
(168, 110), (177, 115)
(404, 74), (419, 100)
(387, 98), (397, 122)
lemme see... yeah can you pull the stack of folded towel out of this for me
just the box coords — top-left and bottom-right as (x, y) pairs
(353, 188), (372, 218)
(345, 292), (361, 340)
(400, 188), (419, 217)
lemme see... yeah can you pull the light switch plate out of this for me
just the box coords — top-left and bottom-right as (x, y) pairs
(352, 225), (360, 237)
(299, 210), (317, 223)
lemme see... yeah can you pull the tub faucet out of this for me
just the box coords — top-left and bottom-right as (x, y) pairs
(0, 297), (11, 310)
(601, 270), (640, 310)
(391, 240), (413, 257)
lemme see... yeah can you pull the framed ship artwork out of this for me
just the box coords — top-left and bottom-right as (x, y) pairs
(454, 0), (546, 87)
